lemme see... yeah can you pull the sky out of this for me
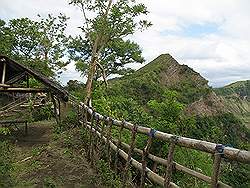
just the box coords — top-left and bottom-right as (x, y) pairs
(0, 0), (250, 87)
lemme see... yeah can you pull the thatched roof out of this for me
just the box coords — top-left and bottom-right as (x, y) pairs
(0, 55), (68, 101)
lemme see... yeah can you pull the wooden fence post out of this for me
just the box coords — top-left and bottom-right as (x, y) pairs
(122, 125), (137, 188)
(211, 144), (223, 188)
(95, 116), (101, 160)
(83, 106), (87, 127)
(88, 110), (95, 164)
(115, 120), (125, 173)
(164, 136), (177, 188)
(92, 114), (99, 162)
(140, 128), (155, 188)
(99, 116), (106, 158)
(105, 117), (113, 168)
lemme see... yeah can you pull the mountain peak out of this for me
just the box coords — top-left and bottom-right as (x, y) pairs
(135, 54), (208, 89)
(112, 54), (227, 116)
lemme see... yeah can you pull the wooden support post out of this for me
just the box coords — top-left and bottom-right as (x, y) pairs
(57, 97), (61, 122)
(122, 125), (137, 188)
(51, 94), (59, 125)
(211, 145), (223, 188)
(1, 62), (6, 84)
(26, 74), (29, 88)
(164, 136), (177, 188)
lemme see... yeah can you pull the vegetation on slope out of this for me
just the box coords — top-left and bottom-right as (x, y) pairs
(215, 80), (250, 98)
(215, 80), (250, 128)
(109, 54), (211, 105)
(67, 54), (249, 187)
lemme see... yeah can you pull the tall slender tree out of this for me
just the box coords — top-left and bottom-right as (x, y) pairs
(68, 0), (152, 104)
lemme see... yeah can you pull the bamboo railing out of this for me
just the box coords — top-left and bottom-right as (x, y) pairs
(70, 99), (250, 188)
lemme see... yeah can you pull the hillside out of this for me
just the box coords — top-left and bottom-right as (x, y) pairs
(214, 80), (250, 128)
(69, 54), (249, 187)
(110, 54), (225, 116)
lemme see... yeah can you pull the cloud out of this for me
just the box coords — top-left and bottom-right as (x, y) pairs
(134, 0), (250, 87)
(0, 0), (249, 87)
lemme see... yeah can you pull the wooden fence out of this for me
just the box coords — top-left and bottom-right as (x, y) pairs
(71, 99), (250, 188)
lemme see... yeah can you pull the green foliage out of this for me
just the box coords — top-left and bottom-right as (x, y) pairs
(0, 141), (13, 187)
(68, 0), (151, 79)
(54, 110), (78, 134)
(221, 162), (250, 188)
(32, 103), (53, 122)
(65, 80), (86, 101)
(0, 127), (11, 135)
(43, 176), (56, 188)
(194, 113), (249, 148)
(96, 159), (121, 187)
(215, 80), (250, 99)
(67, 52), (249, 187)
(148, 91), (184, 122)
(0, 14), (69, 77)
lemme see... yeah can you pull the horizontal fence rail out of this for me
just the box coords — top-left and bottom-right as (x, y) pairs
(69, 98), (250, 188)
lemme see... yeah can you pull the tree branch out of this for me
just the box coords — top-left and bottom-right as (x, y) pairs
(97, 62), (108, 86)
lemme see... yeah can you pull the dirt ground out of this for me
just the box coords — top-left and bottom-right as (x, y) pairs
(7, 120), (106, 188)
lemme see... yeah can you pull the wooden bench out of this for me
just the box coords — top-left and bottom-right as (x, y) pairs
(0, 120), (28, 135)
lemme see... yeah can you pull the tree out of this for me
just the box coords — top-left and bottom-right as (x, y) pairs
(68, 0), (152, 104)
(0, 14), (69, 77)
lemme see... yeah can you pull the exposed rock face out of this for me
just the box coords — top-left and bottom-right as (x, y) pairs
(112, 54), (237, 116)
(135, 54), (226, 116)
(185, 91), (226, 116)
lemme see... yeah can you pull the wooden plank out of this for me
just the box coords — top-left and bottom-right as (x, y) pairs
(0, 84), (10, 87)
(5, 72), (27, 85)
(0, 87), (49, 93)
(0, 120), (27, 124)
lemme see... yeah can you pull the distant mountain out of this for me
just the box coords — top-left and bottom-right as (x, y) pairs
(110, 54), (226, 116)
(215, 80), (250, 99)
(215, 80), (250, 128)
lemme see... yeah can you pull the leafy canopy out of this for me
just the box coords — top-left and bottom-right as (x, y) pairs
(0, 14), (69, 77)
(68, 0), (152, 78)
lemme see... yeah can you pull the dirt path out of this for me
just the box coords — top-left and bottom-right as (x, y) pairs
(9, 120), (105, 188)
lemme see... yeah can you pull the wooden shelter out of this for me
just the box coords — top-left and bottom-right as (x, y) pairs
(0, 55), (69, 123)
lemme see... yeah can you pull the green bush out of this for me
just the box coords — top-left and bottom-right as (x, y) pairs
(32, 103), (53, 122)
(0, 141), (13, 187)
(54, 110), (78, 133)
(96, 159), (121, 187)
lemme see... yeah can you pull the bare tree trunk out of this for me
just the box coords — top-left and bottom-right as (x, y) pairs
(84, 0), (113, 105)
(84, 56), (98, 105)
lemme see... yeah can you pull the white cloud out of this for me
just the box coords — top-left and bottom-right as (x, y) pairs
(134, 0), (250, 87)
(0, 0), (249, 87)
